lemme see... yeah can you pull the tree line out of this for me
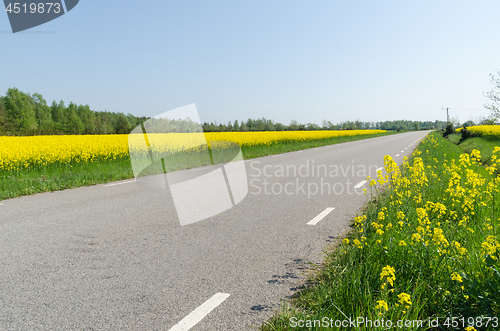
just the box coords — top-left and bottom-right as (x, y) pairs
(0, 87), (449, 136)
(202, 118), (448, 132)
(0, 88), (148, 135)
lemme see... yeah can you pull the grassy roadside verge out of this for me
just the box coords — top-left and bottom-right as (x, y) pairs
(446, 133), (500, 166)
(0, 131), (397, 201)
(262, 132), (499, 331)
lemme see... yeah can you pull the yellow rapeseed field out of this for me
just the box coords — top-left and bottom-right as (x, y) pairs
(0, 130), (385, 171)
(456, 125), (500, 137)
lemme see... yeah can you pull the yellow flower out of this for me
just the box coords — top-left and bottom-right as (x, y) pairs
(411, 233), (421, 242)
(397, 293), (412, 308)
(378, 212), (385, 221)
(380, 265), (396, 287)
(432, 228), (449, 247)
(342, 238), (349, 244)
(398, 240), (407, 247)
(375, 300), (388, 311)
(451, 272), (463, 282)
(452, 241), (467, 256)
(353, 239), (363, 249)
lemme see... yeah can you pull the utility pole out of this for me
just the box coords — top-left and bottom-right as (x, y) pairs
(442, 108), (449, 124)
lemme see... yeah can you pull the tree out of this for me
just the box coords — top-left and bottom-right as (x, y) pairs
(115, 113), (131, 134)
(4, 88), (37, 132)
(289, 120), (299, 131)
(462, 120), (475, 128)
(78, 104), (96, 134)
(239, 122), (248, 132)
(443, 123), (454, 137)
(32, 92), (54, 133)
(450, 117), (461, 129)
(0, 97), (7, 133)
(233, 120), (239, 131)
(67, 102), (84, 134)
(51, 100), (67, 132)
(484, 69), (500, 121)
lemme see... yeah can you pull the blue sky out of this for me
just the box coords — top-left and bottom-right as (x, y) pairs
(1, 1), (499, 125)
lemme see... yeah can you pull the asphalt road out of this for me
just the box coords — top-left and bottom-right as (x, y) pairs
(0, 131), (429, 330)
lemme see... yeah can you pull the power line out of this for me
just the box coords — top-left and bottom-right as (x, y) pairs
(446, 108), (488, 111)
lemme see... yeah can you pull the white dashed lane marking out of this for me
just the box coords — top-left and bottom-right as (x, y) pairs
(105, 180), (136, 187)
(354, 180), (367, 189)
(307, 207), (335, 225)
(168, 293), (230, 331)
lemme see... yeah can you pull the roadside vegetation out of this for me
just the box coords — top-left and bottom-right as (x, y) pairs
(451, 126), (500, 165)
(0, 130), (393, 200)
(262, 132), (499, 330)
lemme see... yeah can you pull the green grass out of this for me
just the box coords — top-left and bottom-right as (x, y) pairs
(0, 158), (135, 200)
(459, 136), (500, 165)
(446, 133), (462, 145)
(0, 131), (396, 201)
(262, 132), (500, 331)
(444, 131), (500, 166)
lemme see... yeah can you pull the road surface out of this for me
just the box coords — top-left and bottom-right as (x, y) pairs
(0, 131), (429, 330)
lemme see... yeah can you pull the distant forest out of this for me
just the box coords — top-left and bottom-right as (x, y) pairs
(201, 118), (447, 132)
(0, 88), (448, 135)
(0, 88), (148, 135)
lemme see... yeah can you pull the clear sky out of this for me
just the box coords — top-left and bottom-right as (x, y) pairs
(1, 1), (499, 125)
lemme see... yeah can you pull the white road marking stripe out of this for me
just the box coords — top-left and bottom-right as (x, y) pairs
(307, 207), (335, 225)
(376, 167), (384, 171)
(396, 154), (400, 156)
(105, 180), (136, 187)
(0, 203), (3, 206)
(354, 180), (367, 189)
(401, 150), (404, 153)
(168, 293), (230, 331)
(272, 154), (281, 157)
